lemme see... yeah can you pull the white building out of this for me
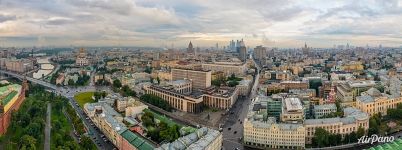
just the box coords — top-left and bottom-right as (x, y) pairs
(313, 104), (337, 119)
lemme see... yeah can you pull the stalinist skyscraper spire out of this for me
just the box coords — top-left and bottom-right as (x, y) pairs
(187, 41), (194, 54)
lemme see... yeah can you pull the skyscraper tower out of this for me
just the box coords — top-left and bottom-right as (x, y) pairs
(187, 41), (194, 54)
(239, 40), (247, 62)
(302, 42), (310, 55)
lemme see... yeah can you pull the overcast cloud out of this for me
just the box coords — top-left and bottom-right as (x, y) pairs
(0, 0), (401, 48)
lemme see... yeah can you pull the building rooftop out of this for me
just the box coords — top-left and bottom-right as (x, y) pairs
(170, 79), (191, 86)
(314, 104), (336, 111)
(156, 127), (221, 150)
(85, 102), (126, 133)
(356, 95), (375, 103)
(121, 129), (155, 150)
(238, 79), (251, 86)
(284, 97), (303, 112)
(305, 107), (369, 125)
(348, 80), (376, 88)
(85, 102), (157, 149)
(363, 87), (382, 97)
(245, 96), (304, 130)
(0, 84), (21, 106)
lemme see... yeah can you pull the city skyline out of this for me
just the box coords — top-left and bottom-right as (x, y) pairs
(0, 0), (402, 48)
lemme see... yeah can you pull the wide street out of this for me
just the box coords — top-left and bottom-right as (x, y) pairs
(222, 58), (261, 150)
(55, 86), (116, 150)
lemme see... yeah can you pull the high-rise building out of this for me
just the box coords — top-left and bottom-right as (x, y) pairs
(253, 46), (267, 61)
(229, 40), (236, 51)
(171, 68), (211, 90)
(187, 41), (194, 54)
(302, 42), (310, 55)
(239, 40), (247, 61)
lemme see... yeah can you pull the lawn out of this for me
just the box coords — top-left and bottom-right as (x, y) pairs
(74, 92), (95, 107)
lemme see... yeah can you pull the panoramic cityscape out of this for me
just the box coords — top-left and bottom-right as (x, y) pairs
(1, 0), (402, 150)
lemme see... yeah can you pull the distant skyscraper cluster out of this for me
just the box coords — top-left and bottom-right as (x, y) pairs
(227, 39), (246, 53)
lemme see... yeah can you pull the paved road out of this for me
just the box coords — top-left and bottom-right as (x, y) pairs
(44, 103), (51, 150)
(222, 58), (261, 150)
(63, 92), (115, 150)
(53, 85), (115, 150)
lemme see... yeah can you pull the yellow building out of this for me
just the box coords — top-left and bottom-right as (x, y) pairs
(356, 94), (402, 117)
(341, 62), (364, 71)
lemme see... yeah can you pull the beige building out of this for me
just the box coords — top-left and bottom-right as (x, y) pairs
(336, 80), (376, 107)
(304, 107), (369, 144)
(281, 98), (304, 122)
(55, 73), (65, 85)
(145, 84), (239, 112)
(125, 100), (148, 117)
(153, 70), (172, 81)
(201, 86), (239, 109)
(201, 62), (247, 76)
(244, 98), (305, 149)
(281, 81), (309, 91)
(76, 48), (89, 66)
(170, 80), (192, 94)
(1, 58), (33, 73)
(236, 79), (252, 96)
(84, 103), (125, 148)
(145, 85), (204, 113)
(171, 68), (211, 90)
(356, 88), (402, 116)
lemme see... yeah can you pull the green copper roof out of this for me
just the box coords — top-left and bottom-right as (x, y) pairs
(368, 138), (402, 150)
(120, 130), (155, 150)
(1, 91), (18, 105)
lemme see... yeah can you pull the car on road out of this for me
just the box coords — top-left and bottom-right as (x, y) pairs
(234, 131), (237, 134)
(228, 127), (231, 130)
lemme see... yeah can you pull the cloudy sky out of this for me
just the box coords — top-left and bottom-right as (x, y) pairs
(0, 0), (402, 48)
